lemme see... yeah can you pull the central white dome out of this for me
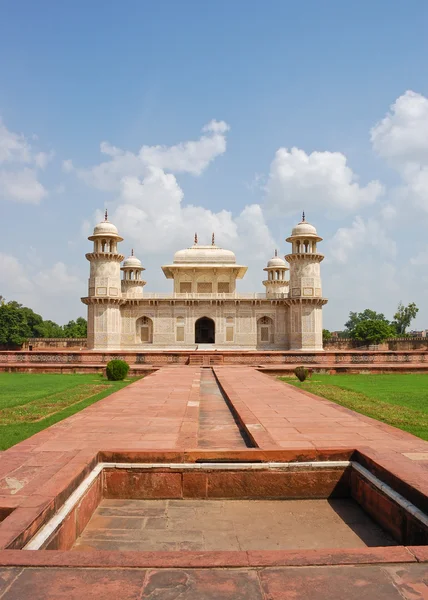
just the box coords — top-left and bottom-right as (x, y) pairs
(173, 244), (236, 264)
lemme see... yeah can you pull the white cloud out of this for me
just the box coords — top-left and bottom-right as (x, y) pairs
(380, 203), (397, 221)
(410, 247), (428, 266)
(34, 150), (54, 169)
(327, 216), (397, 264)
(69, 119), (230, 191)
(0, 119), (32, 164)
(371, 90), (428, 213)
(371, 91), (428, 165)
(0, 168), (47, 204)
(62, 159), (74, 173)
(0, 119), (50, 204)
(109, 167), (274, 258)
(0, 253), (85, 322)
(265, 147), (384, 216)
(0, 253), (33, 292)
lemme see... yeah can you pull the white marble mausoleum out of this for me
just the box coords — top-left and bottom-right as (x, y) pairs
(81, 212), (327, 351)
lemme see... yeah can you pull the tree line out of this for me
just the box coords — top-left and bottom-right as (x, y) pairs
(0, 297), (87, 347)
(323, 302), (420, 345)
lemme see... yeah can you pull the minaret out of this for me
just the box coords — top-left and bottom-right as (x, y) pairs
(285, 213), (327, 351)
(121, 249), (146, 298)
(81, 210), (125, 350)
(263, 250), (289, 297)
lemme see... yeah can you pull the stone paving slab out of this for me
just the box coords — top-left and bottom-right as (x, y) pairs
(0, 565), (427, 599)
(73, 498), (396, 552)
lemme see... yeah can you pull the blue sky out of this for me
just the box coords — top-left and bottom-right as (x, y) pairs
(1, 0), (427, 330)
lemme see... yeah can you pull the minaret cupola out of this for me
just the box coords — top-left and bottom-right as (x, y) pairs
(121, 249), (146, 298)
(88, 210), (124, 254)
(263, 250), (289, 297)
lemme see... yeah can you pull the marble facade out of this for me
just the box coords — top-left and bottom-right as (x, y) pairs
(81, 213), (327, 350)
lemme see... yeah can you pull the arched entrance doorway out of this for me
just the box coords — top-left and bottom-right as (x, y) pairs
(195, 317), (215, 344)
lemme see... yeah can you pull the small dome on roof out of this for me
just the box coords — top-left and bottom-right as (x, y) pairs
(89, 210), (122, 240)
(93, 220), (119, 236)
(267, 256), (286, 268)
(266, 250), (287, 268)
(286, 212), (322, 242)
(122, 249), (143, 269)
(291, 221), (318, 236)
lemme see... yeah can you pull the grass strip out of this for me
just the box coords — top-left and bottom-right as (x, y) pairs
(280, 376), (428, 441)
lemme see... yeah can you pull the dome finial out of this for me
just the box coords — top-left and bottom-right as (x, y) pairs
(131, 248), (134, 256)
(275, 249), (278, 257)
(212, 232), (215, 246)
(302, 211), (305, 222)
(104, 209), (108, 221)
(194, 232), (198, 244)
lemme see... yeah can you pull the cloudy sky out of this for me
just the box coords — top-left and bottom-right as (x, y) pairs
(1, 0), (427, 330)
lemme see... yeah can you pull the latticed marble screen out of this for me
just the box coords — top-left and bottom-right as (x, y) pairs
(197, 282), (213, 293)
(218, 282), (230, 293)
(180, 282), (192, 293)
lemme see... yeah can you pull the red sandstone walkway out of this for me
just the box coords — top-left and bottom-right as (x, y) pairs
(0, 366), (428, 598)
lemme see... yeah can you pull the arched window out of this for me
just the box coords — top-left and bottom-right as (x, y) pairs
(257, 316), (274, 344)
(137, 316), (153, 344)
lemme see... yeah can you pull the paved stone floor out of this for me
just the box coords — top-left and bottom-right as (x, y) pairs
(0, 564), (427, 599)
(1, 365), (428, 598)
(73, 498), (395, 552)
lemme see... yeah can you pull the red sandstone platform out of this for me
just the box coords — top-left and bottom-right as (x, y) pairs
(0, 366), (427, 598)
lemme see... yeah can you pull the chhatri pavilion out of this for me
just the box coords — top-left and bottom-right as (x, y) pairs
(81, 212), (327, 351)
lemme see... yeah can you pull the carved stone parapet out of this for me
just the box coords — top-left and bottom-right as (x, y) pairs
(85, 252), (125, 262)
(81, 296), (124, 306)
(284, 297), (328, 306)
(285, 253), (324, 262)
(122, 280), (147, 287)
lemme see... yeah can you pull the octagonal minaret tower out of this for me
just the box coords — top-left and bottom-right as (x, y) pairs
(263, 250), (289, 297)
(81, 210), (125, 349)
(121, 249), (146, 298)
(285, 213), (327, 351)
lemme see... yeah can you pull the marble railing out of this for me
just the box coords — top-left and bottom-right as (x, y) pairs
(140, 292), (288, 299)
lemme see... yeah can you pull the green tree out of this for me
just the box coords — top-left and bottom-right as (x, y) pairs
(0, 296), (87, 345)
(345, 309), (389, 333)
(62, 317), (87, 337)
(0, 302), (32, 346)
(38, 320), (66, 338)
(322, 329), (332, 341)
(393, 302), (419, 335)
(350, 320), (396, 345)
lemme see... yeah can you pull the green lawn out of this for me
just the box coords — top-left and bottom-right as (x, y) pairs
(280, 374), (428, 441)
(0, 373), (140, 450)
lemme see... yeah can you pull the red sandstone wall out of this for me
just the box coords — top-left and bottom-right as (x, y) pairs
(324, 338), (428, 351)
(22, 338), (87, 350)
(0, 349), (427, 368)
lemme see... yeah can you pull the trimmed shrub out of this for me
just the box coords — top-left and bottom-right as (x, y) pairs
(294, 366), (309, 382)
(106, 359), (129, 381)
